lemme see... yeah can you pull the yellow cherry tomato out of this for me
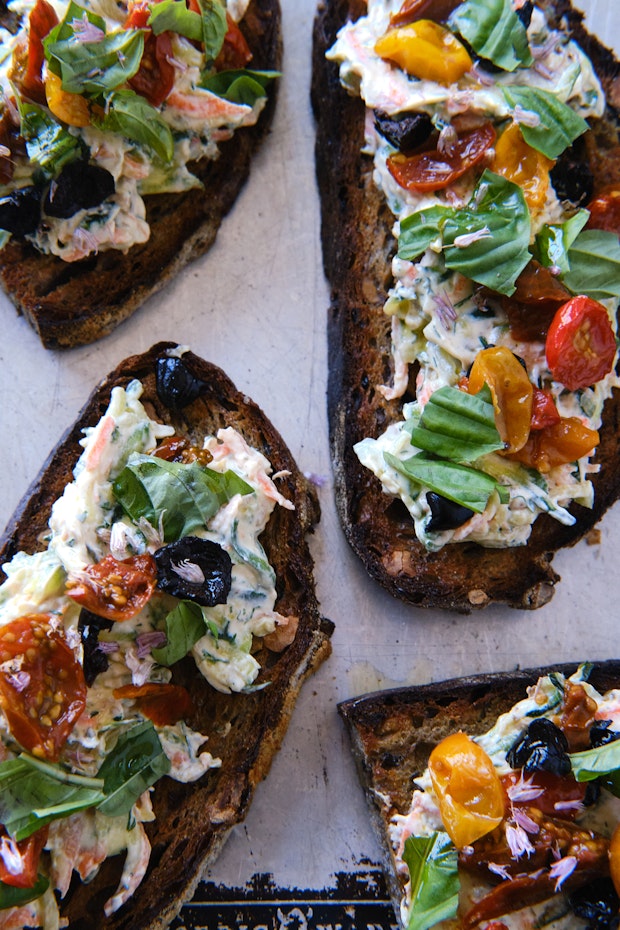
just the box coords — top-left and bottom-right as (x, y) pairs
(609, 821), (620, 897)
(428, 732), (505, 849)
(45, 70), (91, 127)
(468, 346), (533, 454)
(375, 20), (472, 85)
(492, 123), (554, 214)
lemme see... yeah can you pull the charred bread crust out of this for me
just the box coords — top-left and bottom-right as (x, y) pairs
(312, 0), (620, 612)
(338, 660), (620, 927)
(0, 342), (334, 930)
(0, 0), (282, 349)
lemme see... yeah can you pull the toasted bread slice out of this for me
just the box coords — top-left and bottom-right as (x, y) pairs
(338, 660), (620, 930)
(0, 342), (333, 929)
(0, 0), (281, 349)
(312, 0), (620, 611)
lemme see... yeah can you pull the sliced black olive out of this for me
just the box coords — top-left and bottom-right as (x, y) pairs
(44, 161), (115, 219)
(590, 719), (620, 747)
(155, 537), (232, 607)
(78, 609), (114, 687)
(550, 148), (594, 207)
(0, 185), (43, 237)
(156, 356), (208, 411)
(374, 110), (433, 152)
(506, 717), (571, 776)
(569, 878), (620, 930)
(516, 1), (534, 29)
(426, 492), (475, 532)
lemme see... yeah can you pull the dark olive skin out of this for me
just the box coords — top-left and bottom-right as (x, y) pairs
(78, 609), (114, 687)
(155, 537), (232, 607)
(0, 185), (43, 237)
(426, 492), (475, 532)
(156, 357), (209, 411)
(44, 161), (115, 219)
(506, 717), (572, 776)
(551, 148), (595, 207)
(374, 110), (433, 152)
(569, 878), (620, 930)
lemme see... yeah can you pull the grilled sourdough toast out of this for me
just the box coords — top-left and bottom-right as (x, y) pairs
(312, 0), (620, 611)
(0, 0), (281, 349)
(339, 660), (620, 930)
(0, 342), (333, 929)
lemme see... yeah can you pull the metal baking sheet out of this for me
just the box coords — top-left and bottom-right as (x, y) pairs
(0, 0), (618, 922)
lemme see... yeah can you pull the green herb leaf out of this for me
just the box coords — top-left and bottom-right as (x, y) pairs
(152, 600), (206, 666)
(534, 210), (589, 275)
(97, 722), (170, 817)
(0, 875), (49, 911)
(562, 229), (620, 301)
(398, 205), (447, 262)
(449, 0), (533, 72)
(46, 29), (144, 94)
(502, 86), (589, 159)
(148, 0), (203, 40)
(44, 0), (106, 48)
(402, 831), (460, 930)
(407, 385), (504, 462)
(16, 100), (82, 178)
(197, 0), (228, 61)
(385, 451), (509, 513)
(570, 739), (620, 797)
(112, 453), (252, 542)
(96, 90), (174, 163)
(200, 69), (278, 105)
(0, 756), (104, 841)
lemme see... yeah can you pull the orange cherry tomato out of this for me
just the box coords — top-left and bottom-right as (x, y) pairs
(508, 417), (599, 473)
(545, 295), (617, 391)
(387, 122), (496, 193)
(530, 389), (560, 431)
(0, 826), (48, 888)
(375, 20), (472, 85)
(66, 554), (157, 622)
(428, 732), (505, 849)
(467, 346), (533, 453)
(45, 71), (91, 127)
(492, 123), (553, 213)
(113, 683), (194, 726)
(0, 615), (86, 761)
(610, 821), (620, 898)
(21, 0), (58, 104)
(586, 186), (620, 235)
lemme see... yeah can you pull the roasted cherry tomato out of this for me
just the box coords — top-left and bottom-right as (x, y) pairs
(387, 122), (495, 193)
(530, 388), (560, 431)
(125, 2), (175, 107)
(375, 20), (472, 85)
(0, 826), (48, 888)
(545, 295), (617, 391)
(492, 123), (553, 213)
(501, 770), (587, 821)
(609, 821), (620, 898)
(113, 683), (194, 726)
(215, 13), (252, 70)
(468, 346), (533, 453)
(501, 261), (572, 343)
(0, 615), (86, 761)
(45, 71), (91, 127)
(21, 0), (58, 104)
(509, 417), (599, 473)
(153, 435), (212, 465)
(428, 732), (505, 848)
(586, 186), (620, 235)
(390, 0), (461, 27)
(66, 553), (157, 622)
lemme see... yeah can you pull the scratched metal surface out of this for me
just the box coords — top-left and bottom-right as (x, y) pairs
(0, 0), (618, 919)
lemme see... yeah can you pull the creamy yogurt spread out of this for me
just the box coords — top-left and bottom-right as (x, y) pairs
(0, 361), (294, 926)
(328, 0), (620, 550)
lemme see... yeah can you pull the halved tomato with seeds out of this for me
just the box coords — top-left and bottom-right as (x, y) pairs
(66, 554), (157, 622)
(113, 683), (194, 726)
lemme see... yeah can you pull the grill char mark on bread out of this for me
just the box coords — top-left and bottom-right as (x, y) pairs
(0, 0), (282, 349)
(338, 660), (620, 930)
(312, 0), (620, 612)
(0, 342), (334, 930)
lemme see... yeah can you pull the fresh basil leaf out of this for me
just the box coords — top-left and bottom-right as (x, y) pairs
(152, 600), (206, 666)
(96, 90), (174, 163)
(0, 756), (104, 841)
(0, 874), (49, 911)
(97, 722), (170, 817)
(449, 0), (533, 72)
(502, 86), (589, 159)
(198, 0), (228, 61)
(46, 29), (144, 94)
(571, 739), (620, 797)
(407, 385), (504, 463)
(398, 205), (448, 262)
(385, 451), (509, 513)
(17, 100), (83, 178)
(200, 69), (278, 105)
(149, 0), (203, 40)
(403, 831), (460, 930)
(113, 453), (251, 541)
(534, 210), (589, 275)
(44, 0), (106, 47)
(562, 229), (620, 300)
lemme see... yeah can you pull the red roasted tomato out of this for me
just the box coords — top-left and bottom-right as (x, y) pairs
(21, 0), (58, 104)
(586, 186), (620, 235)
(545, 295), (617, 391)
(126, 3), (175, 107)
(66, 553), (157, 622)
(387, 122), (496, 193)
(113, 683), (194, 726)
(0, 826), (48, 888)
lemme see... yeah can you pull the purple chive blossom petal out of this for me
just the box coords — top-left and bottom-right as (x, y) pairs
(554, 799), (584, 814)
(72, 14), (105, 42)
(438, 124), (458, 157)
(488, 862), (511, 881)
(534, 62), (554, 80)
(507, 774), (544, 804)
(433, 290), (457, 329)
(549, 855), (577, 890)
(5, 672), (30, 692)
(136, 631), (167, 658)
(304, 472), (328, 487)
(512, 105), (541, 128)
(506, 823), (535, 859)
(97, 641), (119, 654)
(512, 807), (540, 834)
(453, 227), (492, 248)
